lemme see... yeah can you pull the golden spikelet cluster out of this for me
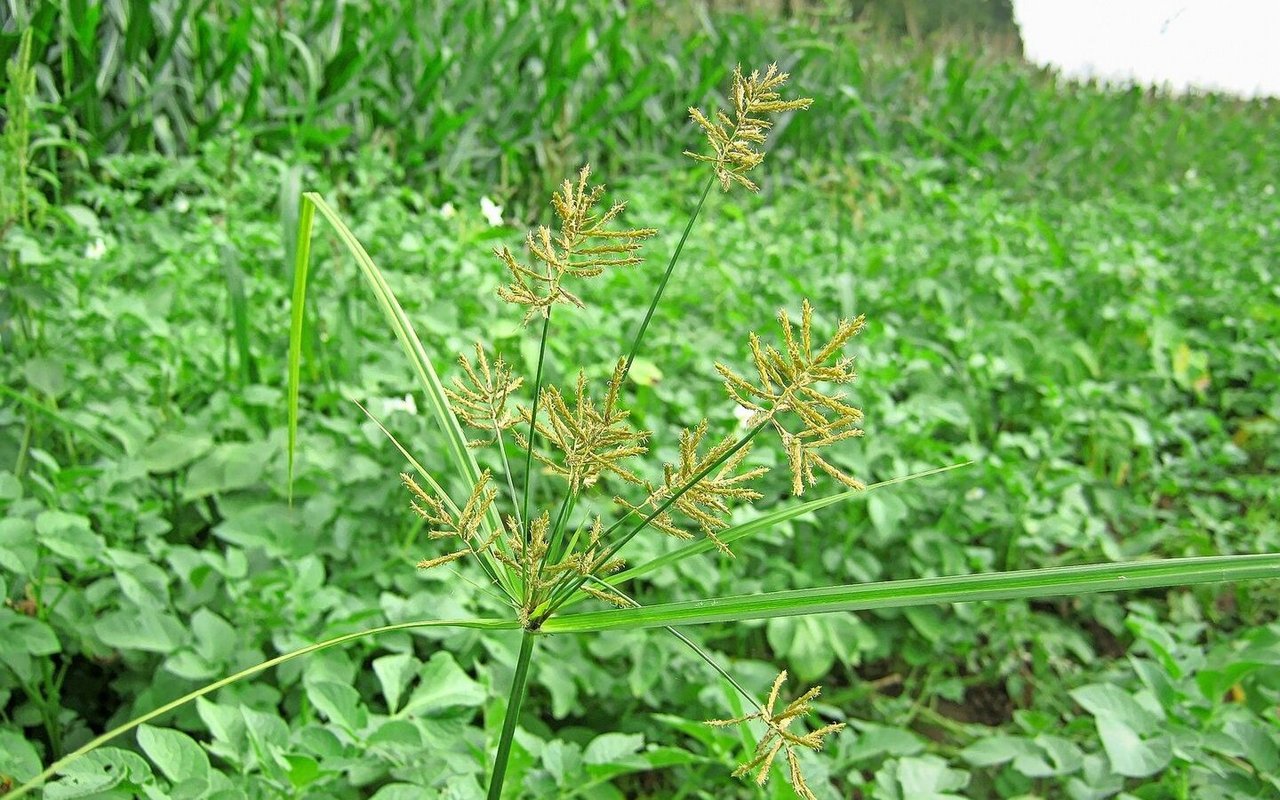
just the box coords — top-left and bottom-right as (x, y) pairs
(621, 420), (767, 553)
(717, 299), (867, 496)
(687, 63), (813, 192)
(446, 343), (523, 447)
(516, 359), (648, 491)
(496, 165), (657, 321)
(403, 472), (500, 569)
(708, 672), (846, 800)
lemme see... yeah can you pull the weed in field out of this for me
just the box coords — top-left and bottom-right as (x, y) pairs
(3, 13), (1280, 798)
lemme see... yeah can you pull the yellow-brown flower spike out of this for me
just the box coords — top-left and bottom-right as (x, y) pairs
(403, 471), (501, 569)
(621, 420), (768, 553)
(716, 300), (866, 496)
(707, 671), (845, 800)
(446, 343), (523, 447)
(496, 165), (656, 321)
(687, 63), (813, 192)
(515, 359), (648, 492)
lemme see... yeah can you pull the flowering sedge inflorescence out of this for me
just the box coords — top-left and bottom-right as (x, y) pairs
(708, 671), (846, 800)
(404, 64), (852, 795)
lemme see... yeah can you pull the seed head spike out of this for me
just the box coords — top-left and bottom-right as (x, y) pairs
(687, 64), (813, 192)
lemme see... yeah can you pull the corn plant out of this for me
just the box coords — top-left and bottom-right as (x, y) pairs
(9, 64), (1280, 800)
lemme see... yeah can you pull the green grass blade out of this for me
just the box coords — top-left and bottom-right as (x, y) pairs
(607, 462), (971, 588)
(287, 193), (515, 599)
(8, 617), (517, 799)
(540, 554), (1280, 633)
(286, 192), (316, 499)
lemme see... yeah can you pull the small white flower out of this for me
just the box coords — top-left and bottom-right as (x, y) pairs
(479, 196), (504, 227)
(732, 404), (756, 429)
(381, 393), (418, 416)
(174, 195), (191, 214)
(84, 238), (107, 260)
(1184, 168), (1198, 182)
(439, 201), (457, 220)
(1264, 184), (1275, 197)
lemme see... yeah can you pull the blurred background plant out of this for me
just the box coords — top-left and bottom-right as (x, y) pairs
(1, 1), (1278, 798)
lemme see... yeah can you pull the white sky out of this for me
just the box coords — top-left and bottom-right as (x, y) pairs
(1012, 0), (1280, 97)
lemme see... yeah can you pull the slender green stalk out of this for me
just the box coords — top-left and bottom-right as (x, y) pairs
(488, 631), (537, 800)
(544, 489), (579, 572)
(8, 618), (517, 799)
(521, 313), (552, 543)
(540, 554), (1280, 633)
(353, 399), (512, 600)
(492, 422), (524, 532)
(620, 174), (716, 382)
(590, 577), (758, 711)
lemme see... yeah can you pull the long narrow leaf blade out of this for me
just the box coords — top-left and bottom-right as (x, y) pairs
(301, 194), (486, 517)
(540, 554), (1280, 633)
(286, 193), (316, 499)
(286, 192), (516, 598)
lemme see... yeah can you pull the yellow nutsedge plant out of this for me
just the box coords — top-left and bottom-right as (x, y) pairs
(17, 60), (1275, 800)
(382, 63), (854, 798)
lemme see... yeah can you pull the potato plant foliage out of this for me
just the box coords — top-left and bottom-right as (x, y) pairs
(2, 4), (1279, 800)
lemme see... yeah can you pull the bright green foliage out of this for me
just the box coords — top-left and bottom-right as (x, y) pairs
(2, 4), (1280, 800)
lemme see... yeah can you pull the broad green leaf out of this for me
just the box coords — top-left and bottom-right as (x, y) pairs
(959, 735), (1035, 767)
(136, 725), (211, 784)
(847, 724), (925, 762)
(285, 754), (321, 788)
(190, 608), (237, 662)
(369, 784), (428, 800)
(0, 730), (41, 782)
(1070, 684), (1162, 734)
(0, 612), (60, 655)
(35, 510), (103, 560)
(1034, 734), (1085, 775)
(182, 442), (269, 500)
(306, 680), (367, 732)
(583, 732), (644, 765)
(401, 652), (485, 716)
(544, 554), (1280, 633)
(373, 652), (417, 714)
(95, 610), (184, 653)
(542, 740), (582, 785)
(44, 749), (153, 799)
(1094, 716), (1171, 777)
(367, 719), (422, 750)
(1224, 719), (1280, 774)
(140, 432), (213, 474)
(876, 755), (969, 799)
(0, 517), (37, 575)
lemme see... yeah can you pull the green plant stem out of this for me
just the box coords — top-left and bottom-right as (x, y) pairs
(591, 578), (759, 712)
(620, 174), (715, 382)
(8, 617), (516, 799)
(488, 631), (536, 800)
(544, 489), (579, 569)
(521, 313), (552, 544)
(493, 421), (524, 535)
(541, 422), (769, 616)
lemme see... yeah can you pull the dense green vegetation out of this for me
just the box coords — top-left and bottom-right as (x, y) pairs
(2, 2), (1279, 798)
